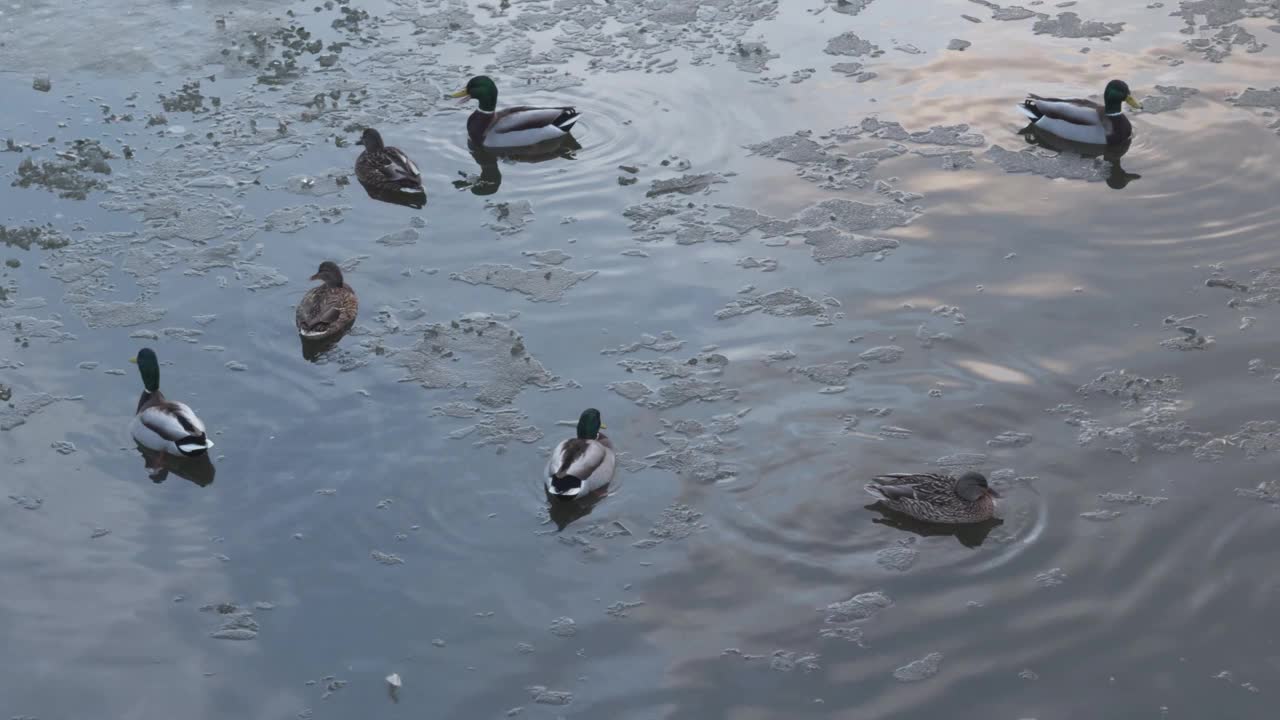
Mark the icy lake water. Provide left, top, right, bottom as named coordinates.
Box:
left=3, top=0, right=1280, bottom=717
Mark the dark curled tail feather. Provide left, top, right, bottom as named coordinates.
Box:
left=554, top=109, right=580, bottom=131
left=877, top=484, right=917, bottom=501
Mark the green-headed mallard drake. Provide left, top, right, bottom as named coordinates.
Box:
left=129, top=348, right=214, bottom=457
left=449, top=75, right=581, bottom=149
left=355, top=128, right=423, bottom=192
left=546, top=408, right=615, bottom=500
left=865, top=471, right=999, bottom=524
left=296, top=261, right=358, bottom=341
left=1017, top=79, right=1142, bottom=146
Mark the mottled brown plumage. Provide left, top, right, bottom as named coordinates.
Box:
left=354, top=128, right=423, bottom=192
left=296, top=261, right=358, bottom=341
left=865, top=471, right=999, bottom=524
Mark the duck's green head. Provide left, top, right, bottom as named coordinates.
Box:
left=1104, top=80, right=1142, bottom=114
left=576, top=408, right=605, bottom=440
left=130, top=347, right=160, bottom=393
left=449, top=75, right=498, bottom=112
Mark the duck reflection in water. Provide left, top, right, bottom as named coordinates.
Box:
left=453, top=137, right=581, bottom=196
left=137, top=442, right=216, bottom=487
left=1020, top=125, right=1142, bottom=190
left=299, top=334, right=348, bottom=362
left=865, top=503, right=1003, bottom=549
left=545, top=487, right=610, bottom=531
left=359, top=181, right=426, bottom=209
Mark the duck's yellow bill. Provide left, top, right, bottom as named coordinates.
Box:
left=129, top=357, right=138, bottom=364
left=448, top=89, right=469, bottom=98
left=600, top=423, right=607, bottom=430
left=1125, top=95, right=1142, bottom=109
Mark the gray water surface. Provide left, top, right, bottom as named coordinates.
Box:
left=4, top=0, right=1280, bottom=718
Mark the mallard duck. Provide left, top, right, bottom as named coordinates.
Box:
left=1017, top=79, right=1142, bottom=146
left=865, top=471, right=999, bottom=524
left=449, top=75, right=581, bottom=149
left=129, top=348, right=214, bottom=457
left=354, top=128, right=423, bottom=192
left=296, top=261, right=358, bottom=341
left=546, top=408, right=615, bottom=500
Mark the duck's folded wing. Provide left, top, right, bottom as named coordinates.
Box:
left=384, top=147, right=421, bottom=181
left=546, top=439, right=566, bottom=476
left=590, top=444, right=616, bottom=487
left=1027, top=97, right=1102, bottom=125
left=550, top=438, right=609, bottom=478
left=297, top=290, right=337, bottom=328
left=168, top=401, right=207, bottom=435
left=869, top=473, right=954, bottom=500
left=139, top=403, right=204, bottom=441
left=302, top=307, right=341, bottom=331
left=491, top=107, right=576, bottom=134
left=875, top=484, right=918, bottom=500
left=296, top=289, right=322, bottom=326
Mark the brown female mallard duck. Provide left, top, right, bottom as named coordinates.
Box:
left=865, top=471, right=999, bottom=524
left=449, top=75, right=580, bottom=150
left=1017, top=79, right=1142, bottom=146
left=296, top=261, right=358, bottom=341
left=129, top=347, right=214, bottom=457
left=545, top=408, right=615, bottom=501
left=354, top=128, right=423, bottom=192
